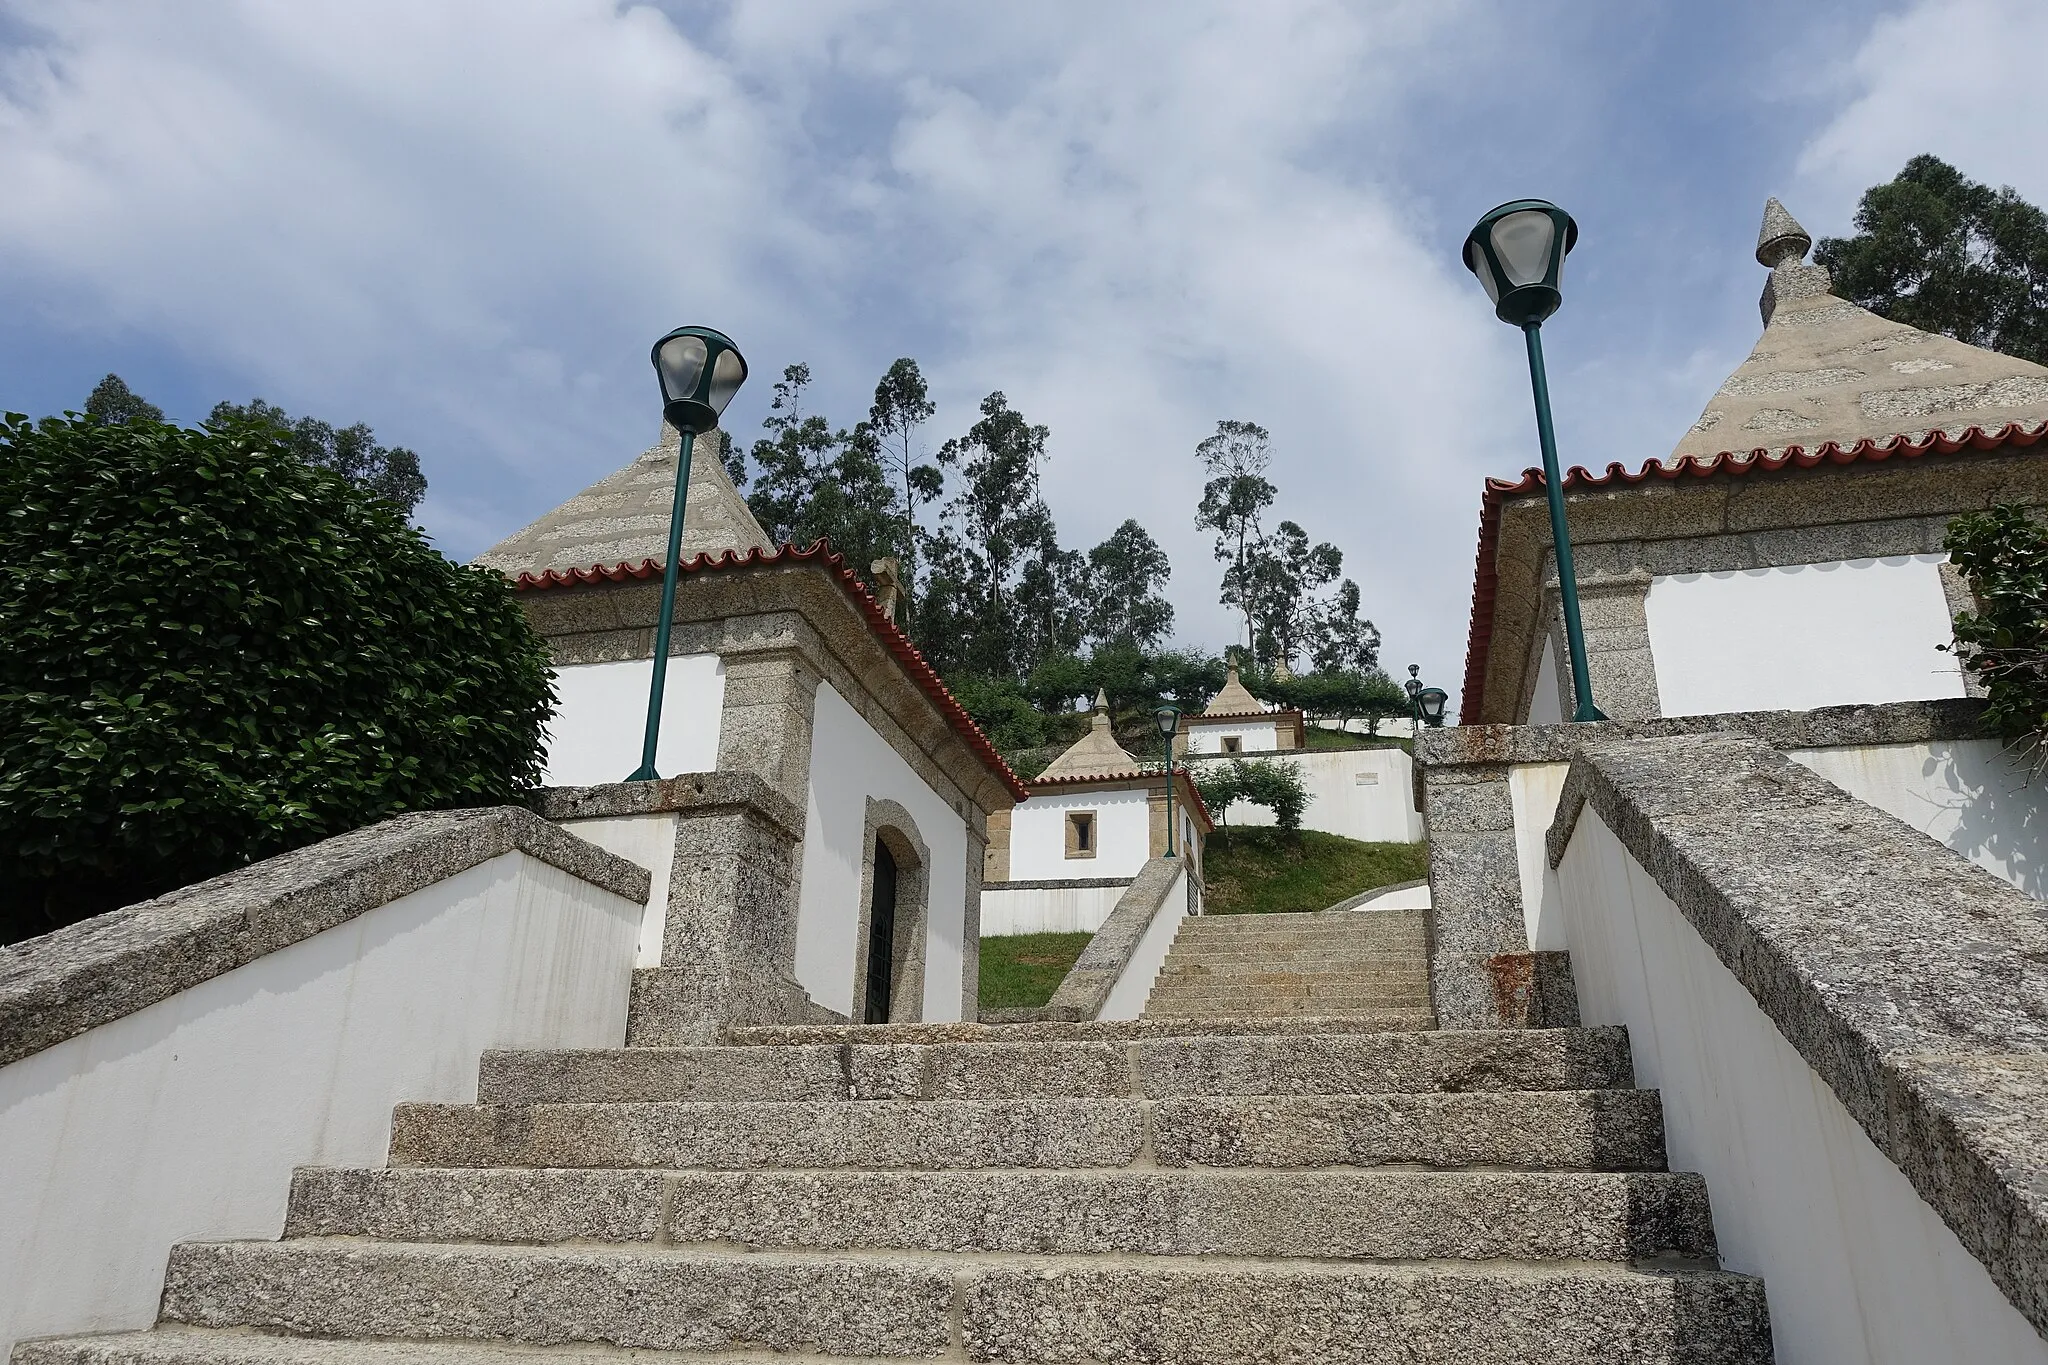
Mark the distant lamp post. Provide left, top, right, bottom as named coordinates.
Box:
left=1463, top=200, right=1606, bottom=722
left=628, top=326, right=749, bottom=782
left=1405, top=664, right=1449, bottom=729
left=1153, top=704, right=1183, bottom=857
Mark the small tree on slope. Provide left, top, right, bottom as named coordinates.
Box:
left=0, top=411, right=554, bottom=940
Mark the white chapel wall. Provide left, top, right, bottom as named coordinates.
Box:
left=795, top=680, right=969, bottom=1021
left=1186, top=717, right=1281, bottom=754
left=1196, top=748, right=1422, bottom=844
left=541, top=653, right=725, bottom=787
left=1644, top=555, right=1966, bottom=717
left=0, top=853, right=642, bottom=1360
left=1791, top=739, right=2048, bottom=900
left=1009, top=787, right=1153, bottom=882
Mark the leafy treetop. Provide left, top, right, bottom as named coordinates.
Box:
left=1817, top=154, right=2048, bottom=366
left=0, top=409, right=553, bottom=941
left=1943, top=503, right=2048, bottom=762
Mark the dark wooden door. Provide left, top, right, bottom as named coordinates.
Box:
left=864, top=839, right=898, bottom=1024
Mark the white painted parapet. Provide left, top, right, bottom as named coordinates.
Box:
left=1551, top=734, right=2048, bottom=1362
left=0, top=809, right=649, bottom=1360
left=981, top=880, right=1133, bottom=936
left=1042, top=858, right=1192, bottom=1022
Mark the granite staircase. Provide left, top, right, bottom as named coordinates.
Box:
left=17, top=1018, right=1772, bottom=1365
left=1144, top=907, right=1434, bottom=1023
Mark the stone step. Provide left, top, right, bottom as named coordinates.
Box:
left=150, top=1240, right=1770, bottom=1363
left=1146, top=986, right=1424, bottom=1001
left=387, top=1091, right=1666, bottom=1171
left=1148, top=972, right=1430, bottom=991
left=1176, top=915, right=1423, bottom=935
left=1146, top=1002, right=1431, bottom=1021
left=479, top=1028, right=1634, bottom=1104
left=722, top=1015, right=1438, bottom=1045
left=287, top=1166, right=1716, bottom=1261
left=13, top=1333, right=869, bottom=1365
left=1160, top=941, right=1427, bottom=957
left=1172, top=928, right=1423, bottom=947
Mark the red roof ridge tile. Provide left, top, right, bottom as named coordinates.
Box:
left=1457, top=419, right=2048, bottom=724
left=510, top=539, right=1030, bottom=802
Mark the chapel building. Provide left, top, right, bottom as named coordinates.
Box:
left=1460, top=199, right=2048, bottom=726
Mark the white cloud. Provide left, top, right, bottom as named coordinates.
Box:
left=1796, top=0, right=2048, bottom=228
left=0, top=0, right=1565, bottom=695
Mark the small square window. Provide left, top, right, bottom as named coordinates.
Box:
left=1065, top=811, right=1097, bottom=859
left=1222, top=736, right=1242, bottom=753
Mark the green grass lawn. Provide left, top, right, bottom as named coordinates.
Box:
left=1201, top=828, right=1428, bottom=916
left=1302, top=726, right=1411, bottom=753
left=978, top=931, right=1094, bottom=1010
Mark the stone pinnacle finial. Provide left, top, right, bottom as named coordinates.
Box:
left=1090, top=687, right=1112, bottom=733
left=1755, top=197, right=1812, bottom=269
left=1093, top=687, right=1110, bottom=715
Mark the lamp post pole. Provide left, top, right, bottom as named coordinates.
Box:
left=631, top=324, right=749, bottom=783
left=1521, top=322, right=1605, bottom=722
left=627, top=429, right=695, bottom=782
left=1163, top=749, right=1177, bottom=859
left=1154, top=705, right=1182, bottom=858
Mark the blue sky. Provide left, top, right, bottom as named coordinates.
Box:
left=3, top=0, right=2043, bottom=703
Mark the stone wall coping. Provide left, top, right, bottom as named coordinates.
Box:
left=984, top=876, right=1135, bottom=893
left=1045, top=857, right=1188, bottom=1019
left=537, top=773, right=806, bottom=841
left=1547, top=730, right=2048, bottom=1337
left=1417, top=697, right=1993, bottom=771
left=0, top=807, right=651, bottom=1070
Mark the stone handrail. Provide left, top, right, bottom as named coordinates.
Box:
left=0, top=807, right=650, bottom=1067
left=1549, top=730, right=2048, bottom=1338
left=1045, top=856, right=1188, bottom=1020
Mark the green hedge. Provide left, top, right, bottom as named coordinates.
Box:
left=0, top=411, right=555, bottom=939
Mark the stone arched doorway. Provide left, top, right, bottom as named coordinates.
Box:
left=853, top=798, right=930, bottom=1024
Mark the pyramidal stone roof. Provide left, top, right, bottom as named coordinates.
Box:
left=475, top=422, right=771, bottom=579
left=1673, top=198, right=2048, bottom=463
left=1199, top=661, right=1270, bottom=718
left=1035, top=690, right=1147, bottom=783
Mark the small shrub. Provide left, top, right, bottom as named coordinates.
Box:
left=1193, top=756, right=1313, bottom=833
left=1944, top=503, right=2048, bottom=762
left=0, top=411, right=555, bottom=939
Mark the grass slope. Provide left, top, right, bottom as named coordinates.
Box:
left=979, top=930, right=1095, bottom=1010
left=1302, top=726, right=1411, bottom=753
left=1201, top=828, right=1428, bottom=916
left=976, top=830, right=1429, bottom=1008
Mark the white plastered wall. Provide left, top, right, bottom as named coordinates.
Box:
left=1186, top=718, right=1280, bottom=754
left=0, top=852, right=643, bottom=1360
left=1645, top=555, right=1966, bottom=717
left=1557, top=809, right=2048, bottom=1365
left=795, top=681, right=971, bottom=1021
left=1103, top=865, right=1190, bottom=1021
left=982, top=883, right=1131, bottom=936
left=1009, top=787, right=1153, bottom=881
left=555, top=812, right=680, bottom=964
left=1508, top=762, right=1572, bottom=948
left=541, top=654, right=724, bottom=787
left=1791, top=739, right=2048, bottom=899
left=1197, top=749, right=1422, bottom=843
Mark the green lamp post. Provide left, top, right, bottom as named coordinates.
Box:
left=1404, top=665, right=1449, bottom=729
left=1463, top=200, right=1606, bottom=722
left=1153, top=704, right=1183, bottom=857
left=627, top=326, right=749, bottom=782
